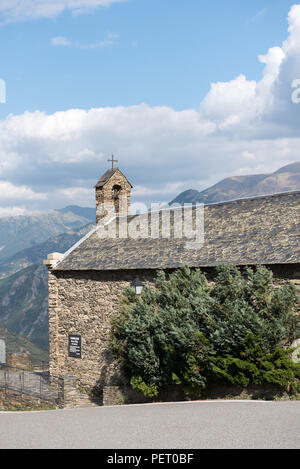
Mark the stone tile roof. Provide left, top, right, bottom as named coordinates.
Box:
left=95, top=168, right=133, bottom=188
left=54, top=191, right=300, bottom=271
left=94, top=168, right=117, bottom=188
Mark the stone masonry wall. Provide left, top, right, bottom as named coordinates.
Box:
left=6, top=353, right=31, bottom=370
left=49, top=269, right=155, bottom=393
left=48, top=264, right=300, bottom=400
left=0, top=388, right=55, bottom=410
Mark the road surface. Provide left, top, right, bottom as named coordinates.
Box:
left=0, top=400, right=299, bottom=449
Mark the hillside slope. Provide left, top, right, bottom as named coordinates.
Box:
left=0, top=217, right=94, bottom=351
left=171, top=162, right=300, bottom=205
left=0, top=223, right=93, bottom=280
left=0, top=206, right=95, bottom=262
left=0, top=323, right=48, bottom=365
left=0, top=264, right=49, bottom=350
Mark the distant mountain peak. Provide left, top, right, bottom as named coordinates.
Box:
left=0, top=205, right=95, bottom=263
left=56, top=205, right=95, bottom=221
left=170, top=161, right=300, bottom=206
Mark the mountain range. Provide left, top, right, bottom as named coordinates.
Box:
left=170, top=161, right=300, bottom=205
left=0, top=222, right=94, bottom=350
left=0, top=205, right=95, bottom=262
left=0, top=206, right=95, bottom=355
left=0, top=223, right=93, bottom=280
left=0, top=161, right=299, bottom=356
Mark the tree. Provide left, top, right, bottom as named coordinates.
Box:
left=110, top=264, right=300, bottom=399
left=209, top=264, right=300, bottom=355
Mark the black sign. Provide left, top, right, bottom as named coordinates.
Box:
left=68, top=335, right=81, bottom=358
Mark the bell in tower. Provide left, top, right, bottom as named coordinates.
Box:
left=94, top=157, right=133, bottom=225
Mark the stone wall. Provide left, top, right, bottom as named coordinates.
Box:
left=48, top=264, right=300, bottom=402
left=6, top=353, right=31, bottom=370
left=0, top=388, right=55, bottom=410
left=55, top=376, right=101, bottom=408
left=48, top=269, right=155, bottom=394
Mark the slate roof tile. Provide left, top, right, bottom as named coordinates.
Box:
left=54, top=191, right=300, bottom=271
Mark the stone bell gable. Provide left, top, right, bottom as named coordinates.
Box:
left=95, top=167, right=133, bottom=224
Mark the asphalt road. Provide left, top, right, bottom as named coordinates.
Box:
left=0, top=400, right=300, bottom=449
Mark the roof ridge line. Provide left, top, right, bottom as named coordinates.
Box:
left=204, top=189, right=300, bottom=207
left=53, top=216, right=117, bottom=269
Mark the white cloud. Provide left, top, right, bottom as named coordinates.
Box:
left=1, top=3, right=300, bottom=212
left=199, top=4, right=300, bottom=139
left=0, top=206, right=28, bottom=217
left=132, top=182, right=190, bottom=197
left=242, top=151, right=256, bottom=160
left=55, top=186, right=93, bottom=205
left=200, top=74, right=258, bottom=126
left=0, top=0, right=127, bottom=24
left=0, top=181, right=47, bottom=201
left=51, top=33, right=119, bottom=50
left=51, top=36, right=72, bottom=47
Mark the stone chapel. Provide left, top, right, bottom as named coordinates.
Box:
left=44, top=164, right=300, bottom=405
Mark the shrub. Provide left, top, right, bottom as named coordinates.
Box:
left=110, top=264, right=300, bottom=399
left=211, top=334, right=300, bottom=390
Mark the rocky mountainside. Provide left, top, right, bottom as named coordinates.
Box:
left=0, top=263, right=49, bottom=351
left=170, top=162, right=300, bottom=205
left=0, top=223, right=93, bottom=280
left=57, top=205, right=95, bottom=220
left=0, top=206, right=95, bottom=262
left=0, top=221, right=94, bottom=350
left=0, top=206, right=95, bottom=351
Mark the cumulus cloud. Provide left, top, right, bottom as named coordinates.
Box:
left=0, top=3, right=300, bottom=214
left=199, top=4, right=300, bottom=139
left=0, top=0, right=127, bottom=24
left=0, top=181, right=47, bottom=201
left=200, top=74, right=258, bottom=127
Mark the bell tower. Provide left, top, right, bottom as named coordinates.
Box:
left=95, top=156, right=133, bottom=225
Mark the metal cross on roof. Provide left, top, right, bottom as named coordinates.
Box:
left=108, top=155, right=118, bottom=169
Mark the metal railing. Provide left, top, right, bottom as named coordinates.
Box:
left=0, top=363, right=59, bottom=404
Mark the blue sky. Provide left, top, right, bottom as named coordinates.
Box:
left=0, top=0, right=299, bottom=214
left=0, top=0, right=296, bottom=116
